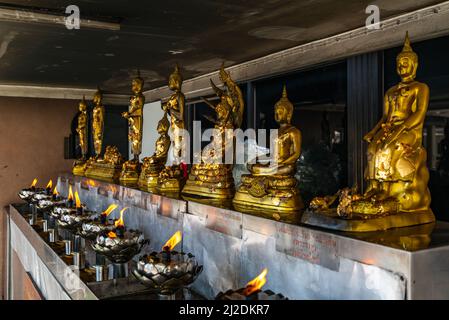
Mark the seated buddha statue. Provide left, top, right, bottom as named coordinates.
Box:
left=233, top=86, right=304, bottom=221
left=307, top=32, right=435, bottom=231
left=138, top=111, right=171, bottom=191
left=182, top=64, right=244, bottom=201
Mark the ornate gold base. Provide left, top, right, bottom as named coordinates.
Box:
left=301, top=209, right=436, bottom=232
left=158, top=178, right=185, bottom=194
left=138, top=174, right=159, bottom=192
left=182, top=181, right=235, bottom=200
left=233, top=190, right=303, bottom=223
left=119, top=160, right=141, bottom=187
left=85, top=162, right=122, bottom=184
left=72, top=160, right=87, bottom=176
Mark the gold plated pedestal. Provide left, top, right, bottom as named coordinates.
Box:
left=85, top=162, right=122, bottom=184
left=119, top=160, right=141, bottom=187
left=182, top=164, right=235, bottom=200
left=301, top=209, right=435, bottom=232
left=72, top=159, right=87, bottom=176
left=233, top=176, right=303, bottom=224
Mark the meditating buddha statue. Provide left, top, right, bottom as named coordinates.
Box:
left=182, top=64, right=244, bottom=202
left=120, top=72, right=145, bottom=186
left=157, top=64, right=188, bottom=194
left=138, top=111, right=171, bottom=191
left=73, top=96, right=88, bottom=176
left=233, top=86, right=304, bottom=222
left=305, top=32, right=435, bottom=232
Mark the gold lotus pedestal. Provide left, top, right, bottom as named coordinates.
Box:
left=85, top=146, right=123, bottom=184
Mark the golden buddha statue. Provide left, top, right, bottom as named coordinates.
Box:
left=138, top=111, right=171, bottom=191
left=157, top=64, right=187, bottom=194
left=120, top=71, right=145, bottom=187
left=92, top=87, right=105, bottom=159
left=182, top=64, right=244, bottom=202
left=233, top=86, right=304, bottom=222
left=73, top=96, right=88, bottom=176
left=305, top=32, right=435, bottom=232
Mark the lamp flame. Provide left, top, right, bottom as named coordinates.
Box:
left=74, top=191, right=81, bottom=208
left=242, top=268, right=268, bottom=296
left=108, top=231, right=117, bottom=238
left=53, top=187, right=58, bottom=196
left=162, top=231, right=182, bottom=251
left=30, top=178, right=38, bottom=188
left=103, top=203, right=118, bottom=217
left=114, top=207, right=128, bottom=228
left=46, top=180, right=52, bottom=189
left=68, top=185, right=74, bottom=201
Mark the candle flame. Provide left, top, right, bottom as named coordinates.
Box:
left=46, top=179, right=53, bottom=189
left=30, top=178, right=38, bottom=188
left=242, top=268, right=268, bottom=296
left=103, top=203, right=118, bottom=217
left=53, top=187, right=59, bottom=196
left=114, top=207, right=128, bottom=228
left=108, top=231, right=117, bottom=238
left=162, top=231, right=182, bottom=251
left=68, top=185, right=74, bottom=201
left=75, top=191, right=81, bottom=208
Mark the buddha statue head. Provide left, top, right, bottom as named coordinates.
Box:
left=93, top=87, right=103, bottom=106
left=168, top=64, right=183, bottom=91
left=157, top=111, right=170, bottom=134
left=79, top=95, right=87, bottom=112
left=132, top=70, right=144, bottom=94
left=396, top=31, right=418, bottom=82
left=274, top=85, right=294, bottom=125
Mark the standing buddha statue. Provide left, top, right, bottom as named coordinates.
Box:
left=306, top=32, right=435, bottom=232
left=120, top=71, right=145, bottom=186
left=92, top=87, right=105, bottom=160
left=233, top=86, right=304, bottom=222
left=73, top=96, right=88, bottom=176
left=157, top=64, right=187, bottom=194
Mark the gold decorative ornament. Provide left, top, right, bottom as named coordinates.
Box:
left=73, top=96, right=88, bottom=176
left=138, top=111, right=171, bottom=192
left=120, top=71, right=145, bottom=187
left=304, top=32, right=435, bottom=232
left=233, top=86, right=304, bottom=223
left=182, top=64, right=244, bottom=201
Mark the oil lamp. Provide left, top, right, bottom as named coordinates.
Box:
left=56, top=191, right=96, bottom=232
left=215, top=269, right=287, bottom=300
left=91, top=208, right=148, bottom=265
left=45, top=180, right=53, bottom=195
left=18, top=178, right=45, bottom=202
left=80, top=203, right=118, bottom=240
left=132, top=231, right=203, bottom=296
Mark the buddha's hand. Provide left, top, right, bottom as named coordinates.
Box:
left=383, top=125, right=405, bottom=148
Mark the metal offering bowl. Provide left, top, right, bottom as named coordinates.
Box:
left=57, top=209, right=96, bottom=232
left=92, top=230, right=148, bottom=264
left=18, top=188, right=45, bottom=202
left=132, top=251, right=203, bottom=294
left=80, top=220, right=116, bottom=241
left=50, top=204, right=86, bottom=219
left=35, top=196, right=66, bottom=211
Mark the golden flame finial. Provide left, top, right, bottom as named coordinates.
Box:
left=282, top=84, right=288, bottom=98
left=398, top=31, right=417, bottom=63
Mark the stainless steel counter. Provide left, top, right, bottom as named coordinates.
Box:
left=6, top=172, right=449, bottom=299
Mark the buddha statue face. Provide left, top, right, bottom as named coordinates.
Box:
left=168, top=64, right=183, bottom=91
left=274, top=86, right=293, bottom=125
left=132, top=78, right=143, bottom=94
left=275, top=105, right=289, bottom=124
left=93, top=90, right=102, bottom=106
left=79, top=100, right=87, bottom=112
left=396, top=56, right=417, bottom=81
